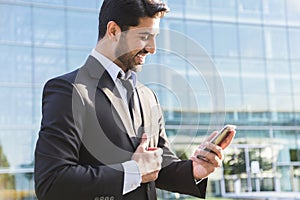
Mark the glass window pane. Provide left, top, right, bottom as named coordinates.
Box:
left=185, top=21, right=212, bottom=55
left=211, top=0, right=236, bottom=21
left=65, top=0, right=98, bottom=9
left=162, top=19, right=184, bottom=33
left=241, top=59, right=267, bottom=94
left=264, top=26, right=288, bottom=59
left=33, top=7, right=65, bottom=46
left=0, top=45, right=32, bottom=83
left=291, top=61, right=300, bottom=94
left=239, top=25, right=264, bottom=58
left=0, top=131, right=35, bottom=167
left=286, top=0, right=300, bottom=26
left=185, top=0, right=210, bottom=20
left=67, top=10, right=98, bottom=47
left=29, top=0, right=64, bottom=5
left=213, top=23, right=238, bottom=57
left=269, top=95, right=293, bottom=112
left=67, top=49, right=90, bottom=71
left=0, top=87, right=32, bottom=125
left=266, top=60, right=291, bottom=94
left=288, top=28, right=300, bottom=59
left=237, top=0, right=262, bottom=23
left=262, top=0, right=286, bottom=25
left=34, top=47, right=66, bottom=84
left=214, top=58, right=241, bottom=94
left=0, top=5, right=32, bottom=43
left=165, top=0, right=184, bottom=18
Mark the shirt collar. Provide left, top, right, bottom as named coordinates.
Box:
left=90, top=49, right=137, bottom=86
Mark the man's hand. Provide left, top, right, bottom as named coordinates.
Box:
left=131, top=133, right=163, bottom=183
left=190, top=129, right=236, bottom=180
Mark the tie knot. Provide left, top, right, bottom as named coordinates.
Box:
left=118, top=76, right=134, bottom=93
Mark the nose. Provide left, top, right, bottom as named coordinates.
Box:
left=145, top=37, right=156, bottom=54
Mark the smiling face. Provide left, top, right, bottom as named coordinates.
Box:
left=114, top=17, right=160, bottom=72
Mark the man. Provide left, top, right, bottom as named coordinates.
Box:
left=34, top=0, right=235, bottom=199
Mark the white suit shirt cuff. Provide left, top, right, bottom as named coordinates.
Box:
left=122, top=160, right=142, bottom=195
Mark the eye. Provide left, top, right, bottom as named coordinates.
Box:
left=140, top=35, right=150, bottom=41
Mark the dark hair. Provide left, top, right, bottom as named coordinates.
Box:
left=98, top=0, right=169, bottom=40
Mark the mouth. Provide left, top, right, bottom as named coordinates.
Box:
left=134, top=49, right=149, bottom=65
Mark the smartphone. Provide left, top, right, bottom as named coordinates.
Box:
left=196, top=125, right=236, bottom=160
left=210, top=124, right=236, bottom=147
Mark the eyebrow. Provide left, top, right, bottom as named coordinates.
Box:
left=138, top=32, right=159, bottom=37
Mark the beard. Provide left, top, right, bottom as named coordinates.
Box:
left=115, top=34, right=146, bottom=72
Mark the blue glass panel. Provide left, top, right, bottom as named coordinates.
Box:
left=214, top=58, right=240, bottom=94
left=264, top=26, right=288, bottom=59
left=0, top=130, right=36, bottom=167
left=27, top=0, right=64, bottom=5
left=65, top=0, right=98, bottom=9
left=185, top=0, right=210, bottom=20
left=286, top=0, right=300, bottom=26
left=262, top=0, right=286, bottom=25
left=213, top=22, right=238, bottom=57
left=0, top=45, right=32, bottom=83
left=34, top=47, right=66, bottom=84
left=162, top=19, right=184, bottom=33
left=237, top=0, right=262, bottom=23
left=211, top=0, right=236, bottom=21
left=241, top=59, right=267, bottom=94
left=239, top=25, right=264, bottom=58
left=288, top=28, right=300, bottom=59
left=67, top=49, right=90, bottom=71
left=266, top=60, right=291, bottom=94
left=291, top=61, right=300, bottom=94
left=33, top=7, right=65, bottom=46
left=185, top=21, right=212, bottom=55
left=165, top=0, right=184, bottom=17
left=269, top=95, right=293, bottom=112
left=0, top=87, right=32, bottom=125
left=0, top=4, right=32, bottom=43
left=66, top=10, right=98, bottom=47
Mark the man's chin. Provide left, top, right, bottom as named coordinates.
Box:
left=131, top=64, right=143, bottom=72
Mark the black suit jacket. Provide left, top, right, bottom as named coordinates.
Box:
left=34, top=56, right=207, bottom=200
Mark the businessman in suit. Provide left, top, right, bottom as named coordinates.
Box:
left=34, top=0, right=236, bottom=199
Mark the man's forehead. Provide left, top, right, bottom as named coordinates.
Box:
left=128, top=17, right=160, bottom=34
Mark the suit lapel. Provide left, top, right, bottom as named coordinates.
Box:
left=136, top=82, right=160, bottom=148
left=84, top=56, right=137, bottom=147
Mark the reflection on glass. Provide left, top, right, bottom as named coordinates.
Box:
left=67, top=10, right=98, bottom=47
left=213, top=22, right=238, bottom=57
left=34, top=47, right=66, bottom=84
left=185, top=0, right=210, bottom=20
left=286, top=0, right=300, bottom=26
left=239, top=25, right=264, bottom=58
left=267, top=60, right=291, bottom=95
left=264, top=26, right=288, bottom=59
left=0, top=5, right=32, bottom=43
left=211, top=0, right=236, bottom=21
left=237, top=0, right=262, bottom=23
left=0, top=45, right=32, bottom=83
left=262, top=0, right=286, bottom=25
left=288, top=28, right=300, bottom=59
left=33, top=7, right=65, bottom=46
left=185, top=21, right=212, bottom=54
left=0, top=88, right=32, bottom=125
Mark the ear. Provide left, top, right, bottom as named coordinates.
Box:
left=106, top=21, right=121, bottom=41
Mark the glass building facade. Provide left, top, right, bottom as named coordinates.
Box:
left=0, top=0, right=300, bottom=199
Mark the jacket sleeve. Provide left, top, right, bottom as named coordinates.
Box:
left=34, top=77, right=124, bottom=200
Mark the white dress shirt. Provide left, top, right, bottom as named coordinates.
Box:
left=90, top=49, right=142, bottom=194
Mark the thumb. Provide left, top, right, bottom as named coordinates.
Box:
left=139, top=133, right=148, bottom=149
